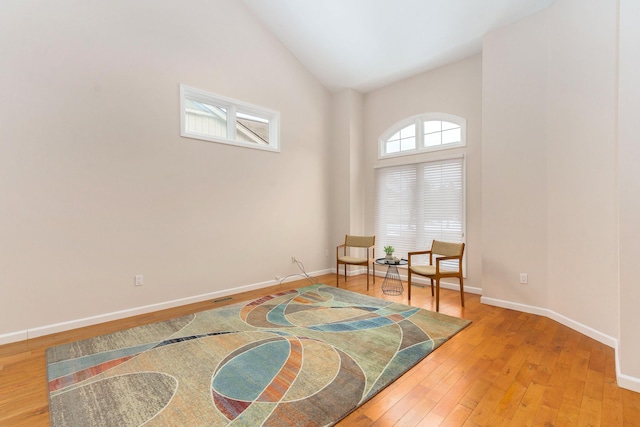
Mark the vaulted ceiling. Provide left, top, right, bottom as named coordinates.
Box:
left=242, top=0, right=555, bottom=93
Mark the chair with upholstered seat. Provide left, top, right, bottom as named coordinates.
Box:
left=336, top=235, right=375, bottom=290
left=407, top=240, right=465, bottom=311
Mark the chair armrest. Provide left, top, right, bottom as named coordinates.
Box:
left=408, top=250, right=430, bottom=266
left=435, top=255, right=461, bottom=261
left=435, top=255, right=463, bottom=272
left=407, top=251, right=431, bottom=256
left=408, top=250, right=430, bottom=257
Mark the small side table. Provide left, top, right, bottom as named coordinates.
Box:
left=375, top=258, right=408, bottom=296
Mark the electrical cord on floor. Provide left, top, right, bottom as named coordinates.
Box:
left=279, top=259, right=319, bottom=285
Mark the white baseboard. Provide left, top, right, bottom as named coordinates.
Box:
left=0, top=330, right=29, bottom=346
left=481, top=296, right=640, bottom=393
left=1, top=269, right=332, bottom=346
left=617, top=369, right=640, bottom=393
left=613, top=340, right=640, bottom=393
left=480, top=296, right=616, bottom=347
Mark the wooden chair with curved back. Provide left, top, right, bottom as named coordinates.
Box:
left=336, top=235, right=375, bottom=290
left=407, top=240, right=465, bottom=311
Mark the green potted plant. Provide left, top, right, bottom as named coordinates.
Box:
left=384, top=245, right=394, bottom=260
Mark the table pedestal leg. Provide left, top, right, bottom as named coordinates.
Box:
left=381, top=265, right=404, bottom=296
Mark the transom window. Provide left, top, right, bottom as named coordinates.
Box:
left=386, top=124, right=416, bottom=153
left=180, top=85, right=280, bottom=152
left=379, top=113, right=465, bottom=158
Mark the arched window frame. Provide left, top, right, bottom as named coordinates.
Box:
left=378, top=112, right=466, bottom=159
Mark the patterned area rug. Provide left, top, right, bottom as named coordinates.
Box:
left=46, top=284, right=470, bottom=426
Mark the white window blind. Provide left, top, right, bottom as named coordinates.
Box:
left=375, top=157, right=465, bottom=271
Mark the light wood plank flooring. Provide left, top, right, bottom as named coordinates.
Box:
left=1, top=273, right=639, bottom=426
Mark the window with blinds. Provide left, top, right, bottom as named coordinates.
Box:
left=375, top=157, right=465, bottom=272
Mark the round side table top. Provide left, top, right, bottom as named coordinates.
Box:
left=375, top=258, right=408, bottom=266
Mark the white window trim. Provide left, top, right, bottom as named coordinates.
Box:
left=379, top=112, right=466, bottom=159
left=180, top=84, right=280, bottom=153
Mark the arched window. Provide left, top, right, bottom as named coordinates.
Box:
left=375, top=112, right=467, bottom=273
left=379, top=112, right=466, bottom=158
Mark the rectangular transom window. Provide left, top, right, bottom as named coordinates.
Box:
left=180, top=85, right=280, bottom=152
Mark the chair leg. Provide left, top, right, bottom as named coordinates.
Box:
left=407, top=269, right=412, bottom=301
left=430, top=278, right=434, bottom=296
left=435, top=279, right=440, bottom=312
left=372, top=262, right=375, bottom=284
left=366, top=264, right=369, bottom=290
left=459, top=275, right=465, bottom=307
left=344, top=264, right=347, bottom=282
left=336, top=261, right=339, bottom=287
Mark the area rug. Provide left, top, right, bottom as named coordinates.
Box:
left=46, top=283, right=470, bottom=426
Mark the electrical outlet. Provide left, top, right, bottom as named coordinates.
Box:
left=135, top=274, right=143, bottom=286
left=275, top=275, right=282, bottom=281
left=291, top=256, right=296, bottom=263
left=519, top=273, right=528, bottom=284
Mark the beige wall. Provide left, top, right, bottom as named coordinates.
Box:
left=329, top=90, right=365, bottom=252
left=0, top=0, right=332, bottom=338
left=483, top=0, right=618, bottom=336
left=483, top=0, right=639, bottom=390
left=362, top=55, right=483, bottom=289
left=348, top=92, right=366, bottom=235
left=618, top=0, right=640, bottom=383
left=482, top=11, right=549, bottom=308
left=329, top=92, right=352, bottom=250
left=546, top=0, right=618, bottom=337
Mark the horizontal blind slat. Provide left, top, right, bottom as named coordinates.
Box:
left=375, top=158, right=464, bottom=265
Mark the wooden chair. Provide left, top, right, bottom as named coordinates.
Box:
left=336, top=235, right=375, bottom=290
left=407, top=240, right=465, bottom=311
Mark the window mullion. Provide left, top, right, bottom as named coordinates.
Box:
left=416, top=164, right=425, bottom=250
left=227, top=105, right=236, bottom=141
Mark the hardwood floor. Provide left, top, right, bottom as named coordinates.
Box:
left=1, top=273, right=639, bottom=426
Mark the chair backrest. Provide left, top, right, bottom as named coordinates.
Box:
left=431, top=240, right=465, bottom=257
left=345, top=235, right=375, bottom=248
